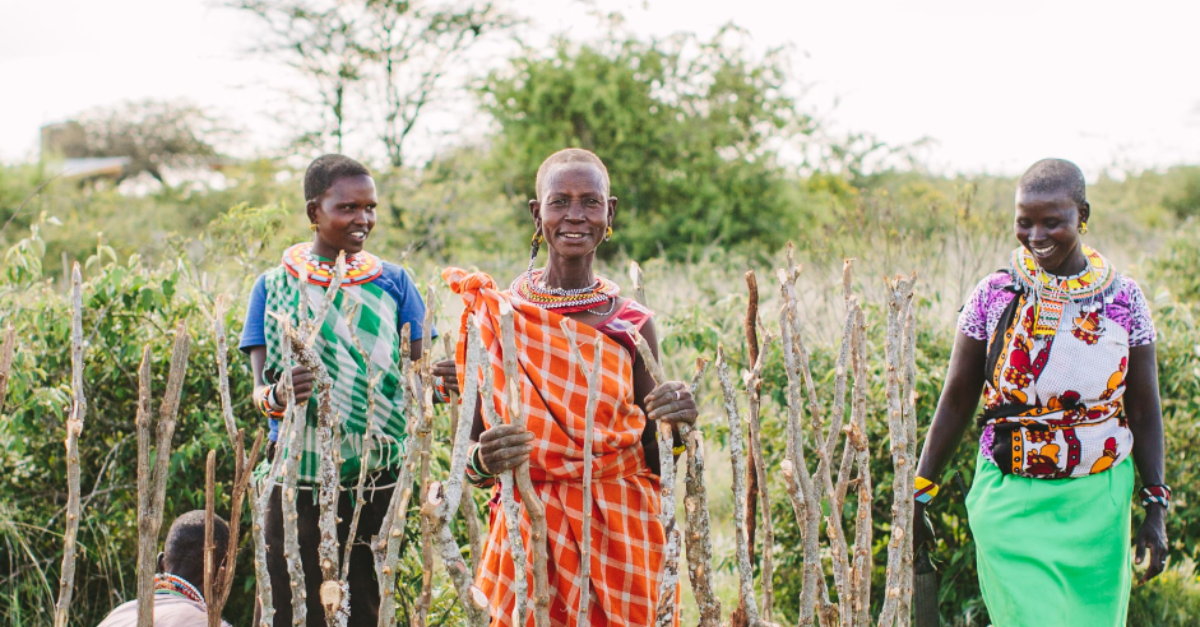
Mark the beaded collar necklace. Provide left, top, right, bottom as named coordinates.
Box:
left=282, top=242, right=383, bottom=287
left=510, top=268, right=621, bottom=314
left=1011, top=245, right=1116, bottom=338
left=155, top=572, right=205, bottom=606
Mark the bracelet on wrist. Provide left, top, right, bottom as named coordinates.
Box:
left=914, top=476, right=940, bottom=505
left=255, top=384, right=286, bottom=418
left=466, top=443, right=495, bottom=486
left=1140, top=484, right=1171, bottom=510
left=672, top=443, right=687, bottom=456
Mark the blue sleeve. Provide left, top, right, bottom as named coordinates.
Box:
left=239, top=274, right=268, bottom=353
left=379, top=263, right=437, bottom=341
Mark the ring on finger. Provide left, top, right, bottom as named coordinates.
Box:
left=674, top=390, right=681, bottom=401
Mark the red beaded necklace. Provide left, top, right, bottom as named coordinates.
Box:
left=509, top=269, right=621, bottom=314
left=154, top=572, right=206, bottom=606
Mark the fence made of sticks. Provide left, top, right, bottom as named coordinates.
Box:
left=19, top=247, right=923, bottom=627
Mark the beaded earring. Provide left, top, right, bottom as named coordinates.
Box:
left=527, top=226, right=543, bottom=277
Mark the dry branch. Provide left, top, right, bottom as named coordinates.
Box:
left=275, top=319, right=308, bottom=627
left=735, top=269, right=763, bottom=627
left=776, top=267, right=823, bottom=627
left=135, top=322, right=192, bottom=627
left=876, top=275, right=917, bottom=627
left=424, top=320, right=489, bottom=626
left=53, top=264, right=85, bottom=627
left=560, top=321, right=603, bottom=624
left=627, top=329, right=684, bottom=626
left=679, top=359, right=721, bottom=627
left=208, top=430, right=265, bottom=626
left=716, top=347, right=779, bottom=627
left=208, top=295, right=240, bottom=448
left=443, top=333, right=485, bottom=574
left=414, top=287, right=438, bottom=627
left=498, top=300, right=550, bottom=627
left=477, top=313, right=528, bottom=627
left=743, top=335, right=776, bottom=622
left=204, top=450, right=218, bottom=627
left=0, top=323, right=15, bottom=412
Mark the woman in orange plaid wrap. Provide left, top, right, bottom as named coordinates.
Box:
left=435, top=148, right=697, bottom=626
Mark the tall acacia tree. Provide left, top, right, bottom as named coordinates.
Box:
left=233, top=0, right=517, bottom=165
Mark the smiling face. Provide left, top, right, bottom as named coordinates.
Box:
left=307, top=174, right=377, bottom=258
left=1014, top=187, right=1090, bottom=275
left=529, top=163, right=616, bottom=262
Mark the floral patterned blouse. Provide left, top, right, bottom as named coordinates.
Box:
left=956, top=246, right=1156, bottom=479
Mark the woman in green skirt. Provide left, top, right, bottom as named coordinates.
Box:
left=913, top=158, right=1169, bottom=626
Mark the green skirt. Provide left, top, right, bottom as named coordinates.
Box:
left=966, top=452, right=1133, bottom=627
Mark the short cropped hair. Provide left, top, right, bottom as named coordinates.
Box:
left=304, top=154, right=371, bottom=201
left=1017, top=158, right=1088, bottom=209
left=534, top=148, right=611, bottom=201
left=163, top=510, right=229, bottom=577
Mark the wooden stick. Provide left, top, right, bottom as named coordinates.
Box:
left=629, top=260, right=646, bottom=306
left=134, top=346, right=155, bottom=627
left=445, top=331, right=484, bottom=574
left=342, top=302, right=382, bottom=585
left=414, top=287, right=438, bottom=627
left=776, top=268, right=822, bottom=627
left=252, top=403, right=295, bottom=627
left=743, top=335, right=776, bottom=622
left=849, top=309, right=873, bottom=627
left=876, top=275, right=916, bottom=627
left=679, top=359, right=721, bottom=627
left=734, top=269, right=762, bottom=627
left=0, top=323, right=15, bottom=412
left=53, top=264, right=85, bottom=627
left=210, top=430, right=265, bottom=625
left=498, top=300, right=551, bottom=627
left=560, top=321, right=603, bottom=624
left=275, top=319, right=308, bottom=627
left=425, top=319, right=489, bottom=626
left=477, top=312, right=528, bottom=627
left=627, top=329, right=683, bottom=626
left=897, top=290, right=919, bottom=627
left=716, top=347, right=780, bottom=627
left=204, top=450, right=218, bottom=627
left=209, top=295, right=241, bottom=449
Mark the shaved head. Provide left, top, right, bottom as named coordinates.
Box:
left=535, top=148, right=610, bottom=202
left=1017, top=158, right=1088, bottom=210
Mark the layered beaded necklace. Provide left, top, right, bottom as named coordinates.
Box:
left=1011, top=244, right=1116, bottom=338
left=154, top=572, right=206, bottom=606
left=510, top=268, right=621, bottom=315
left=282, top=242, right=383, bottom=287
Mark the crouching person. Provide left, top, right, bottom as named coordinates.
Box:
left=96, top=510, right=232, bottom=627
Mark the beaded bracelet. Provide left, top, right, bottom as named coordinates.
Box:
left=1140, top=484, right=1171, bottom=510
left=254, top=385, right=286, bottom=418
left=432, top=376, right=450, bottom=404
left=914, top=476, right=940, bottom=505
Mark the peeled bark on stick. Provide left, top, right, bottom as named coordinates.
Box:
left=733, top=269, right=762, bottom=627
left=208, top=295, right=241, bottom=448
left=414, top=287, right=438, bottom=627
left=626, top=330, right=683, bottom=627
left=678, top=359, right=721, bottom=627
left=374, top=323, right=424, bottom=627
left=252, top=384, right=297, bottom=627
left=342, top=302, right=382, bottom=585
left=477, top=313, right=529, bottom=627
left=743, top=335, right=777, bottom=622
left=424, top=320, right=489, bottom=626
left=776, top=269, right=822, bottom=627
left=560, top=322, right=603, bottom=624
left=53, top=264, right=86, bottom=627
left=876, top=276, right=916, bottom=627
left=498, top=300, right=551, bottom=627
left=896, top=294, right=919, bottom=627
left=444, top=334, right=485, bottom=575
left=716, top=347, right=780, bottom=627
left=849, top=310, right=874, bottom=627
left=135, top=323, right=192, bottom=627
left=204, top=450, right=218, bottom=626
left=274, top=318, right=308, bottom=627
left=0, top=323, right=15, bottom=411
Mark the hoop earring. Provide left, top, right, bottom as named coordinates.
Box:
left=605, top=226, right=613, bottom=241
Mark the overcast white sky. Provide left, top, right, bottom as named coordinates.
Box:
left=2, top=0, right=1198, bottom=176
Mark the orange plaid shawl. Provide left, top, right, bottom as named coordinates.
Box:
left=445, top=268, right=669, bottom=627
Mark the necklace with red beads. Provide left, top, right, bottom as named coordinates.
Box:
left=154, top=572, right=206, bottom=606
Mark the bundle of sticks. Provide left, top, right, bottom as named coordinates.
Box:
left=44, top=245, right=921, bottom=627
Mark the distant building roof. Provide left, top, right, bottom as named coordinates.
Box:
left=54, top=157, right=132, bottom=179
